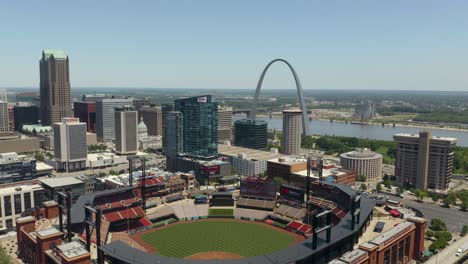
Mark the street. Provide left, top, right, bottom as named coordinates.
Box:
left=424, top=236, right=468, bottom=264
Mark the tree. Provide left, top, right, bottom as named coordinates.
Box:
left=109, top=170, right=119, bottom=175
left=376, top=183, right=382, bottom=192
left=426, top=230, right=434, bottom=238
left=431, top=193, right=440, bottom=203
left=460, top=198, right=468, bottom=211
left=461, top=225, right=468, bottom=236
left=442, top=197, right=451, bottom=207
left=34, top=151, right=45, bottom=162
left=417, top=191, right=428, bottom=202
left=383, top=179, right=392, bottom=188
left=356, top=175, right=367, bottom=182
left=98, top=172, right=107, bottom=177
left=430, top=218, right=447, bottom=231
left=360, top=183, right=367, bottom=191
left=230, top=167, right=237, bottom=175
left=447, top=192, right=458, bottom=205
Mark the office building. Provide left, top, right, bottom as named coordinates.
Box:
left=234, top=119, right=268, bottom=150
left=0, top=184, right=44, bottom=231
left=95, top=98, right=132, bottom=142
left=8, top=105, right=14, bottom=131
left=0, top=135, right=41, bottom=154
left=115, top=106, right=138, bottom=155
left=140, top=106, right=162, bottom=136
left=218, top=143, right=284, bottom=177
left=131, top=97, right=151, bottom=111
left=174, top=95, right=218, bottom=158
left=161, top=104, right=174, bottom=153
left=217, top=106, right=233, bottom=142
left=82, top=93, right=108, bottom=102
left=0, top=89, right=8, bottom=132
left=13, top=105, right=39, bottom=131
left=281, top=108, right=302, bottom=155
left=166, top=111, right=183, bottom=158
left=267, top=156, right=307, bottom=182
left=53, top=118, right=87, bottom=172
left=340, top=148, right=383, bottom=181
left=0, top=152, right=37, bottom=184
left=329, top=217, right=426, bottom=264
left=73, top=101, right=96, bottom=132
left=39, top=50, right=73, bottom=126
left=394, top=132, right=456, bottom=190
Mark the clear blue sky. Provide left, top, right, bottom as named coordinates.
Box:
left=1, top=1, right=467, bottom=90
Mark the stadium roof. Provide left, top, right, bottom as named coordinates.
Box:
left=100, top=182, right=374, bottom=264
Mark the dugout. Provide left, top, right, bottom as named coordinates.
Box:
left=210, top=192, right=234, bottom=207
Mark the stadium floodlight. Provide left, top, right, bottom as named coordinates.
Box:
left=57, top=191, right=72, bottom=242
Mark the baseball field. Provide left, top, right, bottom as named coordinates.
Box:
left=137, top=219, right=301, bottom=259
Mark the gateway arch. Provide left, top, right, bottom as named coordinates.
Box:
left=251, top=59, right=309, bottom=135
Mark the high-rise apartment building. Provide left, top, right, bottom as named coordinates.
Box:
left=217, top=106, right=232, bottom=142
left=95, top=98, right=133, bottom=142
left=394, top=132, right=457, bottom=190
left=161, top=104, right=174, bottom=153
left=166, top=111, right=184, bottom=158
left=174, top=95, right=218, bottom=158
left=281, top=109, right=302, bottom=155
left=234, top=119, right=268, bottom=150
left=73, top=101, right=96, bottom=132
left=53, top=118, right=87, bottom=172
left=140, top=106, right=162, bottom=136
left=39, top=50, right=72, bottom=126
left=13, top=106, right=39, bottom=131
left=114, top=106, right=138, bottom=155
left=0, top=89, right=8, bottom=133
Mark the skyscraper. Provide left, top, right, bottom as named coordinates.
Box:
left=13, top=106, right=39, bottom=131
left=234, top=119, right=268, bottom=150
left=281, top=109, right=302, bottom=155
left=217, top=106, right=232, bottom=142
left=166, top=111, right=183, bottom=158
left=161, top=103, right=174, bottom=153
left=394, top=132, right=457, bottom=190
left=0, top=89, right=8, bottom=133
left=95, top=98, right=133, bottom=142
left=114, top=106, right=138, bottom=155
left=174, top=95, right=218, bottom=158
left=140, top=106, right=162, bottom=136
left=73, top=101, right=96, bottom=132
left=39, top=49, right=72, bottom=126
left=53, top=118, right=87, bottom=172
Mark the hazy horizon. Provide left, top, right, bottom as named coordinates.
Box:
left=1, top=1, right=467, bottom=91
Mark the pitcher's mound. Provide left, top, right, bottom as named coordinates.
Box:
left=185, top=252, right=243, bottom=260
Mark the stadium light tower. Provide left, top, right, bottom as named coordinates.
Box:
left=251, top=59, right=309, bottom=136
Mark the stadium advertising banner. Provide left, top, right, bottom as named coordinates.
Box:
left=280, top=184, right=305, bottom=207
left=200, top=165, right=220, bottom=178
left=240, top=178, right=276, bottom=199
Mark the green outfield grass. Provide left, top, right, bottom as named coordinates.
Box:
left=208, top=208, right=234, bottom=217
left=140, top=220, right=295, bottom=258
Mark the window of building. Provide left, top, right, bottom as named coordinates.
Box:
left=398, top=241, right=404, bottom=262
left=391, top=244, right=397, bottom=264
left=4, top=196, right=11, bottom=216
left=14, top=194, right=22, bottom=214
left=384, top=249, right=390, bottom=264
left=405, top=236, right=411, bottom=256
left=24, top=192, right=31, bottom=210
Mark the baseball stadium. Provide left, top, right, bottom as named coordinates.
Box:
left=100, top=177, right=372, bottom=263
left=15, top=173, right=375, bottom=264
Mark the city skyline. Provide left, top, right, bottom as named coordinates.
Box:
left=1, top=1, right=467, bottom=91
